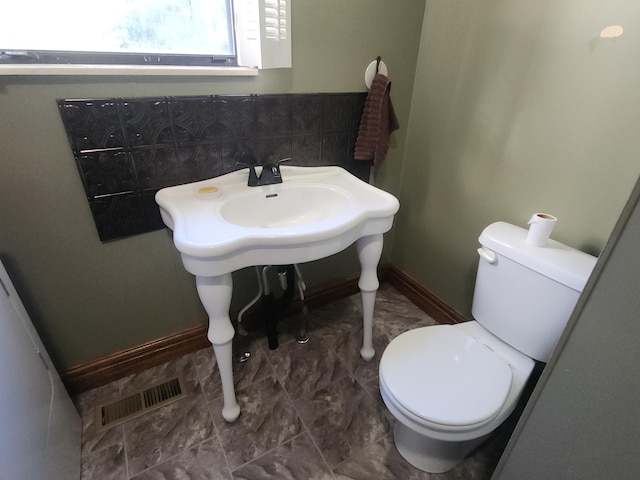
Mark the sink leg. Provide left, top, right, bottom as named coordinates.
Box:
left=196, top=273, right=240, bottom=422
left=356, top=233, right=384, bottom=361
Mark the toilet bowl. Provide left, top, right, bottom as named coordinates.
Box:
left=378, top=222, right=597, bottom=473
left=379, top=321, right=534, bottom=473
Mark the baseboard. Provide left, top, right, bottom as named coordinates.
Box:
left=61, top=324, right=211, bottom=396
left=61, top=264, right=466, bottom=395
left=383, top=264, right=468, bottom=325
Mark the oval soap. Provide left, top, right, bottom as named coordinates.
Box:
left=196, top=185, right=222, bottom=200
left=198, top=186, right=219, bottom=194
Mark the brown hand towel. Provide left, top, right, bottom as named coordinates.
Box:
left=354, top=73, right=400, bottom=168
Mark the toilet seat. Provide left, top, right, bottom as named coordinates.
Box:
left=379, top=325, right=513, bottom=427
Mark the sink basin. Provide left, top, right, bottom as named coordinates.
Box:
left=220, top=184, right=351, bottom=228
left=156, top=166, right=400, bottom=277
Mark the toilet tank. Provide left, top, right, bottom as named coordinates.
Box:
left=472, top=222, right=597, bottom=362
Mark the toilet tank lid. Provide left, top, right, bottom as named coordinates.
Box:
left=479, top=222, right=597, bottom=292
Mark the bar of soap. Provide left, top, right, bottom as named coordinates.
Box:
left=196, top=185, right=221, bottom=199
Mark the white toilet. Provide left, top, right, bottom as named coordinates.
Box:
left=379, top=221, right=597, bottom=473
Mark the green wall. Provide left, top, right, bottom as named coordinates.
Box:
left=0, top=1, right=425, bottom=370
left=392, top=0, right=640, bottom=317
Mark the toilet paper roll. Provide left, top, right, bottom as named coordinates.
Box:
left=526, top=213, right=557, bottom=247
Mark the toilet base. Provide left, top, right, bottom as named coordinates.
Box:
left=393, top=422, right=489, bottom=473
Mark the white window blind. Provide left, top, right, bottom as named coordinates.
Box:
left=264, top=0, right=287, bottom=40
left=234, top=0, right=292, bottom=69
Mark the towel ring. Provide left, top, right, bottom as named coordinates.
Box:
left=365, top=58, right=388, bottom=89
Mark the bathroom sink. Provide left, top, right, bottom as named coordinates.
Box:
left=156, top=165, right=399, bottom=422
left=156, top=165, right=399, bottom=276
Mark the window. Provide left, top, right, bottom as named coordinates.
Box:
left=0, top=0, right=291, bottom=72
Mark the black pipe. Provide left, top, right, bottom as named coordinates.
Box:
left=262, top=265, right=296, bottom=350
left=262, top=290, right=278, bottom=350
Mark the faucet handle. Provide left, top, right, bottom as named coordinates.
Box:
left=256, top=157, right=290, bottom=185
left=270, top=157, right=291, bottom=179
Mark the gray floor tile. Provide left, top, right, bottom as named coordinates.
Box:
left=81, top=442, right=127, bottom=480
left=231, top=432, right=333, bottom=480
left=333, top=435, right=433, bottom=480
left=266, top=336, right=350, bottom=400
left=125, top=393, right=215, bottom=476
left=118, top=354, right=201, bottom=397
left=210, top=375, right=303, bottom=470
left=130, top=438, right=231, bottom=480
left=294, top=375, right=391, bottom=468
left=192, top=341, right=272, bottom=402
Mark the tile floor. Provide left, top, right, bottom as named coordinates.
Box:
left=75, top=285, right=519, bottom=479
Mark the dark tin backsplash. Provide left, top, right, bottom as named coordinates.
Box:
left=58, top=93, right=369, bottom=241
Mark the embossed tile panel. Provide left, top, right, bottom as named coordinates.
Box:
left=58, top=93, right=368, bottom=241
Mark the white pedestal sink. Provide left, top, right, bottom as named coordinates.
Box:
left=156, top=165, right=399, bottom=422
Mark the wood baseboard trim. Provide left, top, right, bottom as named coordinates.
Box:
left=61, top=324, right=210, bottom=396
left=383, top=264, right=468, bottom=325
left=62, top=264, right=465, bottom=395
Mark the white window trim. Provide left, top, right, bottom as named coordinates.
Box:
left=0, top=64, right=258, bottom=76
left=0, top=0, right=290, bottom=76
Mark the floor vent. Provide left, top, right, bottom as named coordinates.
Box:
left=96, top=376, right=186, bottom=430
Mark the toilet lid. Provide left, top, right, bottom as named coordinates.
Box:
left=380, top=325, right=512, bottom=426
